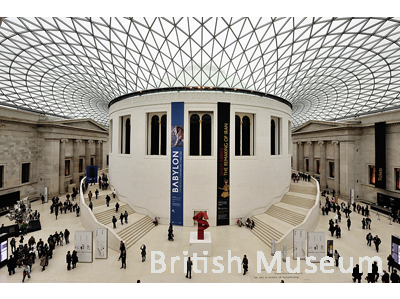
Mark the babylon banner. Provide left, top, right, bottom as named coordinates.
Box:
left=217, top=102, right=230, bottom=226
left=170, top=102, right=184, bottom=226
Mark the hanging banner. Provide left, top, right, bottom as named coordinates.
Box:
left=307, top=232, right=325, bottom=262
left=74, top=231, right=93, bottom=263
left=95, top=228, right=108, bottom=259
left=217, top=102, right=230, bottom=226
left=293, top=229, right=306, bottom=259
left=375, top=122, right=386, bottom=189
left=170, top=102, right=184, bottom=226
left=86, top=166, right=98, bottom=184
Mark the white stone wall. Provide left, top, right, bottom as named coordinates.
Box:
left=109, top=91, right=292, bottom=226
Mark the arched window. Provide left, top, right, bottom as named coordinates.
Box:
left=148, top=113, right=167, bottom=156
left=120, top=115, right=131, bottom=154
left=271, top=116, right=281, bottom=155
left=235, top=114, right=254, bottom=156
left=190, top=114, right=200, bottom=156
left=125, top=118, right=131, bottom=154
left=150, top=115, right=159, bottom=155
left=201, top=114, right=212, bottom=156
left=271, top=119, right=276, bottom=155
left=189, top=112, right=213, bottom=156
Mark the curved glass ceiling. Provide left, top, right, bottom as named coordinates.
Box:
left=1, top=17, right=400, bottom=127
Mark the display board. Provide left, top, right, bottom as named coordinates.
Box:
left=392, top=235, right=400, bottom=270
left=293, top=229, right=306, bottom=259
left=327, top=240, right=334, bottom=258
left=217, top=102, right=230, bottom=226
left=74, top=231, right=93, bottom=263
left=0, top=234, right=8, bottom=268
left=95, top=228, right=108, bottom=259
left=170, top=102, right=184, bottom=226
left=307, top=232, right=325, bottom=262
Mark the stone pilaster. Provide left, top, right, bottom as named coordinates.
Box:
left=95, top=140, right=100, bottom=167
left=99, top=141, right=103, bottom=169
left=307, top=141, right=314, bottom=175
left=59, top=138, right=68, bottom=194
left=73, top=139, right=82, bottom=186
left=332, top=141, right=340, bottom=196
left=298, top=142, right=304, bottom=172
left=318, top=141, right=326, bottom=190
left=85, top=140, right=93, bottom=168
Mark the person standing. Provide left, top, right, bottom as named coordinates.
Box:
left=40, top=253, right=46, bottom=271
left=115, top=202, right=119, bottom=213
left=140, top=244, right=146, bottom=262
left=10, top=238, right=16, bottom=252
left=89, top=201, right=93, bottom=211
left=366, top=217, right=372, bottom=229
left=373, top=235, right=381, bottom=252
left=76, top=205, right=80, bottom=217
left=22, top=264, right=31, bottom=283
left=362, top=218, right=366, bottom=229
left=186, top=257, right=192, bottom=279
left=105, top=195, right=111, bottom=207
left=95, top=189, right=99, bottom=199
left=88, top=190, right=92, bottom=201
left=64, top=229, right=70, bottom=245
left=66, top=251, right=72, bottom=271
left=352, top=264, right=362, bottom=283
left=242, top=255, right=249, bottom=275
left=120, top=250, right=126, bottom=269
left=366, top=232, right=372, bottom=246
left=382, top=270, right=390, bottom=283
left=390, top=269, right=400, bottom=283
left=41, top=194, right=45, bottom=204
left=112, top=189, right=116, bottom=199
left=112, top=216, right=117, bottom=229
left=118, top=241, right=125, bottom=261
left=72, top=250, right=78, bottom=269
left=387, top=254, right=395, bottom=273
left=7, top=255, right=16, bottom=275
left=334, top=250, right=340, bottom=267
left=347, top=218, right=351, bottom=230
left=124, top=211, right=128, bottom=224
left=55, top=207, right=59, bottom=220
left=168, top=223, right=174, bottom=241
left=120, top=213, right=124, bottom=225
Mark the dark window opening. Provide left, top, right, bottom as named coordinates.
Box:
left=22, top=163, right=30, bottom=184
left=190, top=114, right=200, bottom=156
left=65, top=160, right=70, bottom=176
left=235, top=115, right=241, bottom=156
left=125, top=118, right=131, bottom=154
left=271, top=119, right=276, bottom=155
left=242, top=116, right=251, bottom=156
left=150, top=115, right=160, bottom=155
left=201, top=114, right=212, bottom=156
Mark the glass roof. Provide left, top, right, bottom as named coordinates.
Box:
left=1, top=17, right=400, bottom=127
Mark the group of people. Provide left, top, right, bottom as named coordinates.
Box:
left=365, top=232, right=381, bottom=252
left=291, top=172, right=311, bottom=183
left=98, top=173, right=109, bottom=191
left=7, top=228, right=71, bottom=282
left=111, top=210, right=129, bottom=228
left=65, top=250, right=79, bottom=270
left=50, top=196, right=80, bottom=219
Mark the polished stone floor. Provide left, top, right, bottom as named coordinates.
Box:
left=0, top=187, right=398, bottom=285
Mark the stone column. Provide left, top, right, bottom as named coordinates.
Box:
left=318, top=141, right=326, bottom=191
left=332, top=141, right=340, bottom=196
left=293, top=142, right=298, bottom=170
left=307, top=141, right=314, bottom=175
left=85, top=140, right=93, bottom=168
left=99, top=141, right=103, bottom=169
left=73, top=139, right=82, bottom=186
left=59, top=139, right=68, bottom=194
left=95, top=140, right=100, bottom=167
left=298, top=142, right=304, bottom=172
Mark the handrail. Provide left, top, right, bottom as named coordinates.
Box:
left=79, top=176, right=122, bottom=253
left=274, top=176, right=321, bottom=252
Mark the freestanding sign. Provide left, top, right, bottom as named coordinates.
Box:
left=170, top=102, right=184, bottom=226
left=217, top=102, right=230, bottom=226
left=327, top=240, right=334, bottom=258
left=95, top=228, right=108, bottom=259
left=293, top=229, right=306, bottom=259
left=307, top=232, right=325, bottom=262
left=74, top=231, right=93, bottom=263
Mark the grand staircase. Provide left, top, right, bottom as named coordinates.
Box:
left=83, top=182, right=154, bottom=249
left=249, top=179, right=317, bottom=247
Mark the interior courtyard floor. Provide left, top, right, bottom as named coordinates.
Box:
left=0, top=186, right=398, bottom=284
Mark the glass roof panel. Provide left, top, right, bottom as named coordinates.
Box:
left=1, top=17, right=400, bottom=127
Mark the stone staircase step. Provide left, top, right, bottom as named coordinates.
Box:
left=289, top=184, right=317, bottom=196
left=266, top=205, right=305, bottom=226
left=94, top=204, right=135, bottom=226
left=84, top=196, right=118, bottom=208
left=281, top=194, right=315, bottom=209
left=117, top=216, right=155, bottom=249
left=249, top=216, right=284, bottom=247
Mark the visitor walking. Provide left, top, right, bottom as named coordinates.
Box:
left=120, top=250, right=126, bottom=269
left=242, top=255, right=249, bottom=275
left=66, top=251, right=72, bottom=271
left=140, top=244, right=146, bottom=262
left=185, top=257, right=192, bottom=279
